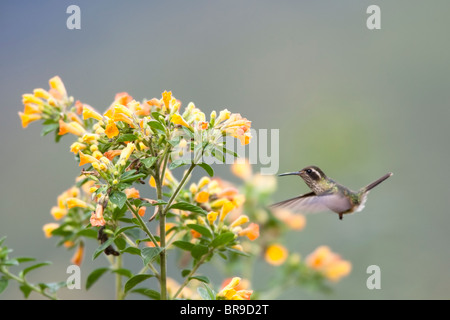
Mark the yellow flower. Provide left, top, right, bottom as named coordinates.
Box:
left=171, top=113, right=191, bottom=128
left=70, top=142, right=86, bottom=154
left=49, top=76, right=67, bottom=99
left=50, top=206, right=67, bottom=220
left=82, top=106, right=103, bottom=121
left=22, top=93, right=44, bottom=106
left=197, top=177, right=210, bottom=189
left=114, top=103, right=133, bottom=118
left=189, top=183, right=198, bottom=194
left=219, top=200, right=235, bottom=221
left=118, top=142, right=136, bottom=165
left=230, top=215, right=249, bottom=228
left=162, top=90, right=172, bottom=110
left=43, top=223, right=59, bottom=238
left=221, top=113, right=252, bottom=145
left=58, top=119, right=86, bottom=136
left=217, top=277, right=253, bottom=300
left=23, top=103, right=42, bottom=115
left=66, top=198, right=88, bottom=209
left=18, top=112, right=41, bottom=128
left=33, top=88, right=51, bottom=100
left=207, top=211, right=218, bottom=225
left=265, top=244, right=288, bottom=266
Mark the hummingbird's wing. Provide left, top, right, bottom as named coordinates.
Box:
left=270, top=191, right=353, bottom=214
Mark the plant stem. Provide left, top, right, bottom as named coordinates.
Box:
left=125, top=200, right=159, bottom=248
left=154, top=168, right=167, bottom=300
left=172, top=250, right=212, bottom=299
left=115, top=255, right=123, bottom=300
left=163, top=163, right=196, bottom=215
left=0, top=266, right=57, bottom=300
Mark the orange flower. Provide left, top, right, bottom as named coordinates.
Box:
left=103, top=149, right=122, bottom=160
left=265, top=244, right=288, bottom=266
left=305, top=246, right=352, bottom=282
left=113, top=92, right=133, bottom=106
left=125, top=188, right=140, bottom=199
left=104, top=119, right=119, bottom=138
left=190, top=229, right=202, bottom=238
left=273, top=208, right=306, bottom=231
left=221, top=113, right=252, bottom=145
left=71, top=242, right=85, bottom=266
left=194, top=191, right=209, bottom=203
left=239, top=223, right=259, bottom=241
left=90, top=203, right=106, bottom=227
left=58, top=119, right=86, bottom=136
left=18, top=112, right=41, bottom=128
left=198, top=121, right=209, bottom=130
left=78, top=151, right=99, bottom=167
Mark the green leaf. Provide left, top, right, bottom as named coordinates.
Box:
left=109, top=191, right=127, bottom=209
left=0, top=236, right=6, bottom=246
left=120, top=169, right=137, bottom=179
left=141, top=247, right=162, bottom=266
left=147, top=120, right=166, bottom=132
left=212, top=148, right=225, bottom=162
left=141, top=199, right=167, bottom=207
left=121, top=247, right=141, bottom=256
left=92, top=238, right=115, bottom=260
left=189, top=275, right=210, bottom=284
left=116, top=134, right=138, bottom=143
left=203, top=283, right=217, bottom=300
left=181, top=269, right=191, bottom=277
left=86, top=268, right=109, bottom=290
left=211, top=232, right=236, bottom=248
left=124, top=274, right=154, bottom=294
left=38, top=281, right=66, bottom=294
left=226, top=247, right=251, bottom=257
left=141, top=157, right=157, bottom=169
left=111, top=268, right=133, bottom=279
left=223, top=147, right=239, bottom=158
left=2, top=259, right=19, bottom=266
left=19, top=284, right=32, bottom=298
left=187, top=224, right=212, bottom=239
left=168, top=159, right=191, bottom=170
left=20, top=262, right=51, bottom=278
left=191, top=244, right=209, bottom=260
left=120, top=173, right=146, bottom=183
left=114, top=237, right=126, bottom=250
left=0, top=277, right=8, bottom=294
left=76, top=229, right=98, bottom=239
left=15, top=257, right=36, bottom=264
left=171, top=202, right=207, bottom=215
left=131, top=288, right=160, bottom=300
left=151, top=111, right=164, bottom=122
left=198, top=163, right=214, bottom=177
left=114, top=225, right=139, bottom=237
left=197, top=286, right=214, bottom=300
left=41, top=123, right=59, bottom=137
left=172, top=240, right=195, bottom=252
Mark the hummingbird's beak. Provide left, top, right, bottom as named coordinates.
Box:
left=278, top=171, right=301, bottom=177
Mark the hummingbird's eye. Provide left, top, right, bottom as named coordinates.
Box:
left=306, top=169, right=312, bottom=174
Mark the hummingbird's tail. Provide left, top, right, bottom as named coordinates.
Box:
left=362, top=172, right=393, bottom=192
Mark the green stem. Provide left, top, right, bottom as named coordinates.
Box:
left=0, top=266, right=57, bottom=300
left=172, top=250, right=212, bottom=300
left=163, top=163, right=196, bottom=215
left=154, top=169, right=167, bottom=300
left=125, top=200, right=159, bottom=248
left=115, top=255, right=123, bottom=300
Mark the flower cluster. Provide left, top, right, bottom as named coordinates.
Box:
left=305, top=246, right=352, bottom=282
left=217, top=277, right=253, bottom=300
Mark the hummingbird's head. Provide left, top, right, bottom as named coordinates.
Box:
left=279, top=166, right=327, bottom=192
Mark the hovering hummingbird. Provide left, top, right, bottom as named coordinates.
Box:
left=271, top=166, right=392, bottom=220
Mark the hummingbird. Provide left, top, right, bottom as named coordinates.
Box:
left=271, top=166, right=392, bottom=220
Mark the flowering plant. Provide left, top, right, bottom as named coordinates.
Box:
left=0, top=76, right=351, bottom=300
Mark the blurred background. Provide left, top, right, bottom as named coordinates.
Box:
left=1, top=0, right=449, bottom=299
